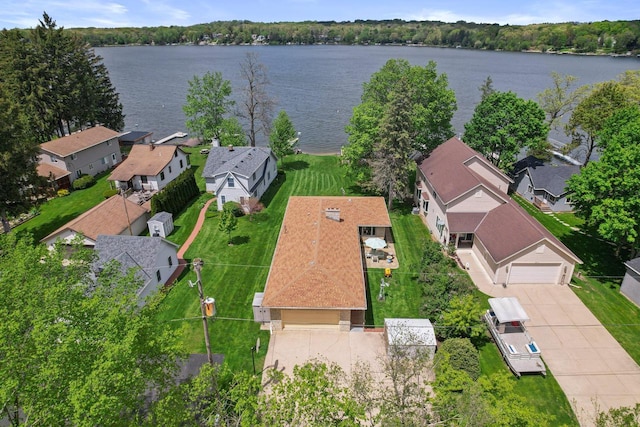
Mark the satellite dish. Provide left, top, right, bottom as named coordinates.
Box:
left=256, top=337, right=261, bottom=353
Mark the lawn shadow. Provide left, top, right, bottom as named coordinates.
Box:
left=280, top=159, right=309, bottom=171
left=231, top=235, right=250, bottom=245
left=16, top=213, right=79, bottom=242
left=260, top=171, right=287, bottom=209
left=562, top=228, right=625, bottom=278
left=364, top=270, right=375, bottom=328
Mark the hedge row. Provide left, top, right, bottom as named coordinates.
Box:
left=150, top=169, right=199, bottom=216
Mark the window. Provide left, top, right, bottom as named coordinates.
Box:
left=436, top=216, right=445, bottom=236
left=76, top=170, right=82, bottom=178
left=527, top=185, right=533, bottom=193
left=174, top=151, right=178, bottom=158
left=156, top=270, right=161, bottom=281
left=111, top=153, right=117, bottom=162
left=422, top=200, right=429, bottom=213
left=141, top=176, right=148, bottom=184
left=168, top=166, right=172, bottom=174
left=101, top=156, right=108, bottom=165
left=179, top=159, right=184, bottom=168
left=70, top=153, right=77, bottom=160
left=546, top=193, right=556, bottom=203
left=221, top=195, right=226, bottom=204
left=565, top=196, right=572, bottom=205
left=160, top=171, right=165, bottom=181
left=168, top=256, right=173, bottom=267
left=432, top=190, right=437, bottom=198
left=227, top=177, right=234, bottom=187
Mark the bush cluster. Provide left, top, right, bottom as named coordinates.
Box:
left=72, top=175, right=96, bottom=190
left=57, top=189, right=70, bottom=197
left=434, top=338, right=481, bottom=380
left=103, top=189, right=118, bottom=199
left=223, top=201, right=245, bottom=217
left=150, top=169, right=199, bottom=215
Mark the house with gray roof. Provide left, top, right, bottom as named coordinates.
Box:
left=202, top=145, right=277, bottom=211
left=94, top=235, right=179, bottom=303
left=511, top=155, right=580, bottom=212
left=414, top=137, right=581, bottom=286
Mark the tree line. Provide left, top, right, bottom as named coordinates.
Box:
left=47, top=19, right=640, bottom=54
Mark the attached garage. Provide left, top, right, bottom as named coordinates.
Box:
left=507, top=263, right=561, bottom=285
left=281, top=309, right=341, bottom=329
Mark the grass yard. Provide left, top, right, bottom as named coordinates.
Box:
left=155, top=154, right=361, bottom=372
left=513, top=194, right=640, bottom=366
left=14, top=171, right=113, bottom=242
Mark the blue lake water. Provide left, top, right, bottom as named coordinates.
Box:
left=97, top=45, right=638, bottom=156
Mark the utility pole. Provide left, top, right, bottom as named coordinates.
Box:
left=193, top=258, right=214, bottom=366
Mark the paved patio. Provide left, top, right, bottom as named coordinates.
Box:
left=457, top=249, right=640, bottom=426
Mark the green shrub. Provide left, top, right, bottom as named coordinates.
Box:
left=223, top=201, right=245, bottom=217
left=434, top=338, right=480, bottom=380
left=103, top=189, right=118, bottom=199
left=57, top=189, right=70, bottom=197
left=150, top=169, right=199, bottom=216
left=72, top=175, right=96, bottom=190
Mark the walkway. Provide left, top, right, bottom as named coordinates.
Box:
left=457, top=249, right=640, bottom=426
left=165, top=198, right=215, bottom=286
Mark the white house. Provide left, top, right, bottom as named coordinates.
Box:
left=202, top=145, right=277, bottom=211
left=108, top=144, right=190, bottom=192
left=94, top=235, right=180, bottom=303
left=39, top=126, right=122, bottom=184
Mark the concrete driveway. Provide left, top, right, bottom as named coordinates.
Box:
left=458, top=249, right=640, bottom=426
left=262, top=329, right=387, bottom=381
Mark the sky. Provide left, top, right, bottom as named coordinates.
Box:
left=1, top=0, right=638, bottom=30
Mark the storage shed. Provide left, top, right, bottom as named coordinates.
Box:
left=148, top=211, right=174, bottom=238
left=384, top=318, right=437, bottom=359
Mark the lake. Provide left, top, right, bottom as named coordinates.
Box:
left=96, top=45, right=638, bottom=156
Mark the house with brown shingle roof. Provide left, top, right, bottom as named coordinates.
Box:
left=415, top=137, right=581, bottom=285
left=108, top=144, right=190, bottom=192
left=39, top=126, right=122, bottom=184
left=41, top=195, right=150, bottom=248
left=261, top=196, right=391, bottom=330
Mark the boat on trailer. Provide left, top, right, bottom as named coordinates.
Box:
left=484, top=297, right=546, bottom=377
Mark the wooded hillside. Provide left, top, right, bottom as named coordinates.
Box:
left=61, top=19, right=640, bottom=54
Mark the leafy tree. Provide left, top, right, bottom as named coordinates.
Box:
left=0, top=13, right=124, bottom=142
left=269, top=110, right=298, bottom=160
left=218, top=208, right=238, bottom=245
left=0, top=87, right=42, bottom=233
left=536, top=72, right=587, bottom=131
left=368, top=77, right=415, bottom=209
left=463, top=91, right=549, bottom=171
left=565, top=81, right=632, bottom=165
left=183, top=71, right=234, bottom=142
left=479, top=75, right=495, bottom=101
left=438, top=294, right=486, bottom=340
left=595, top=402, right=640, bottom=427
left=260, top=361, right=364, bottom=426
left=567, top=106, right=640, bottom=256
left=343, top=59, right=456, bottom=186
left=0, top=234, right=181, bottom=426
left=434, top=338, right=480, bottom=380
left=218, top=117, right=247, bottom=147
left=237, top=52, right=274, bottom=147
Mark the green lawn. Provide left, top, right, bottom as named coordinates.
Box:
left=514, top=194, right=640, bottom=366
left=14, top=171, right=113, bottom=242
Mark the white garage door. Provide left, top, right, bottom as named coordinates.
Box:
left=281, top=309, right=341, bottom=329
left=508, top=264, right=561, bottom=284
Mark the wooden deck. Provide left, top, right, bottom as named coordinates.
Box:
left=484, top=311, right=546, bottom=377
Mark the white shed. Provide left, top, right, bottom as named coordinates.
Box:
left=384, top=318, right=437, bottom=359
left=148, top=211, right=174, bottom=238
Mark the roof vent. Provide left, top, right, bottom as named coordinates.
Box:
left=325, top=207, right=340, bottom=222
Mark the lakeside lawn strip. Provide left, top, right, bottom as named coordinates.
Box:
left=513, top=194, right=640, bottom=365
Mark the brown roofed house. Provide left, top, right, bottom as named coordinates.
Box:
left=261, top=196, right=391, bottom=331
left=39, top=126, right=123, bottom=184
left=41, top=195, right=150, bottom=248
left=415, top=137, right=581, bottom=286
left=109, top=144, right=190, bottom=192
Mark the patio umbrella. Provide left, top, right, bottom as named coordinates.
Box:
left=364, top=237, right=387, bottom=249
